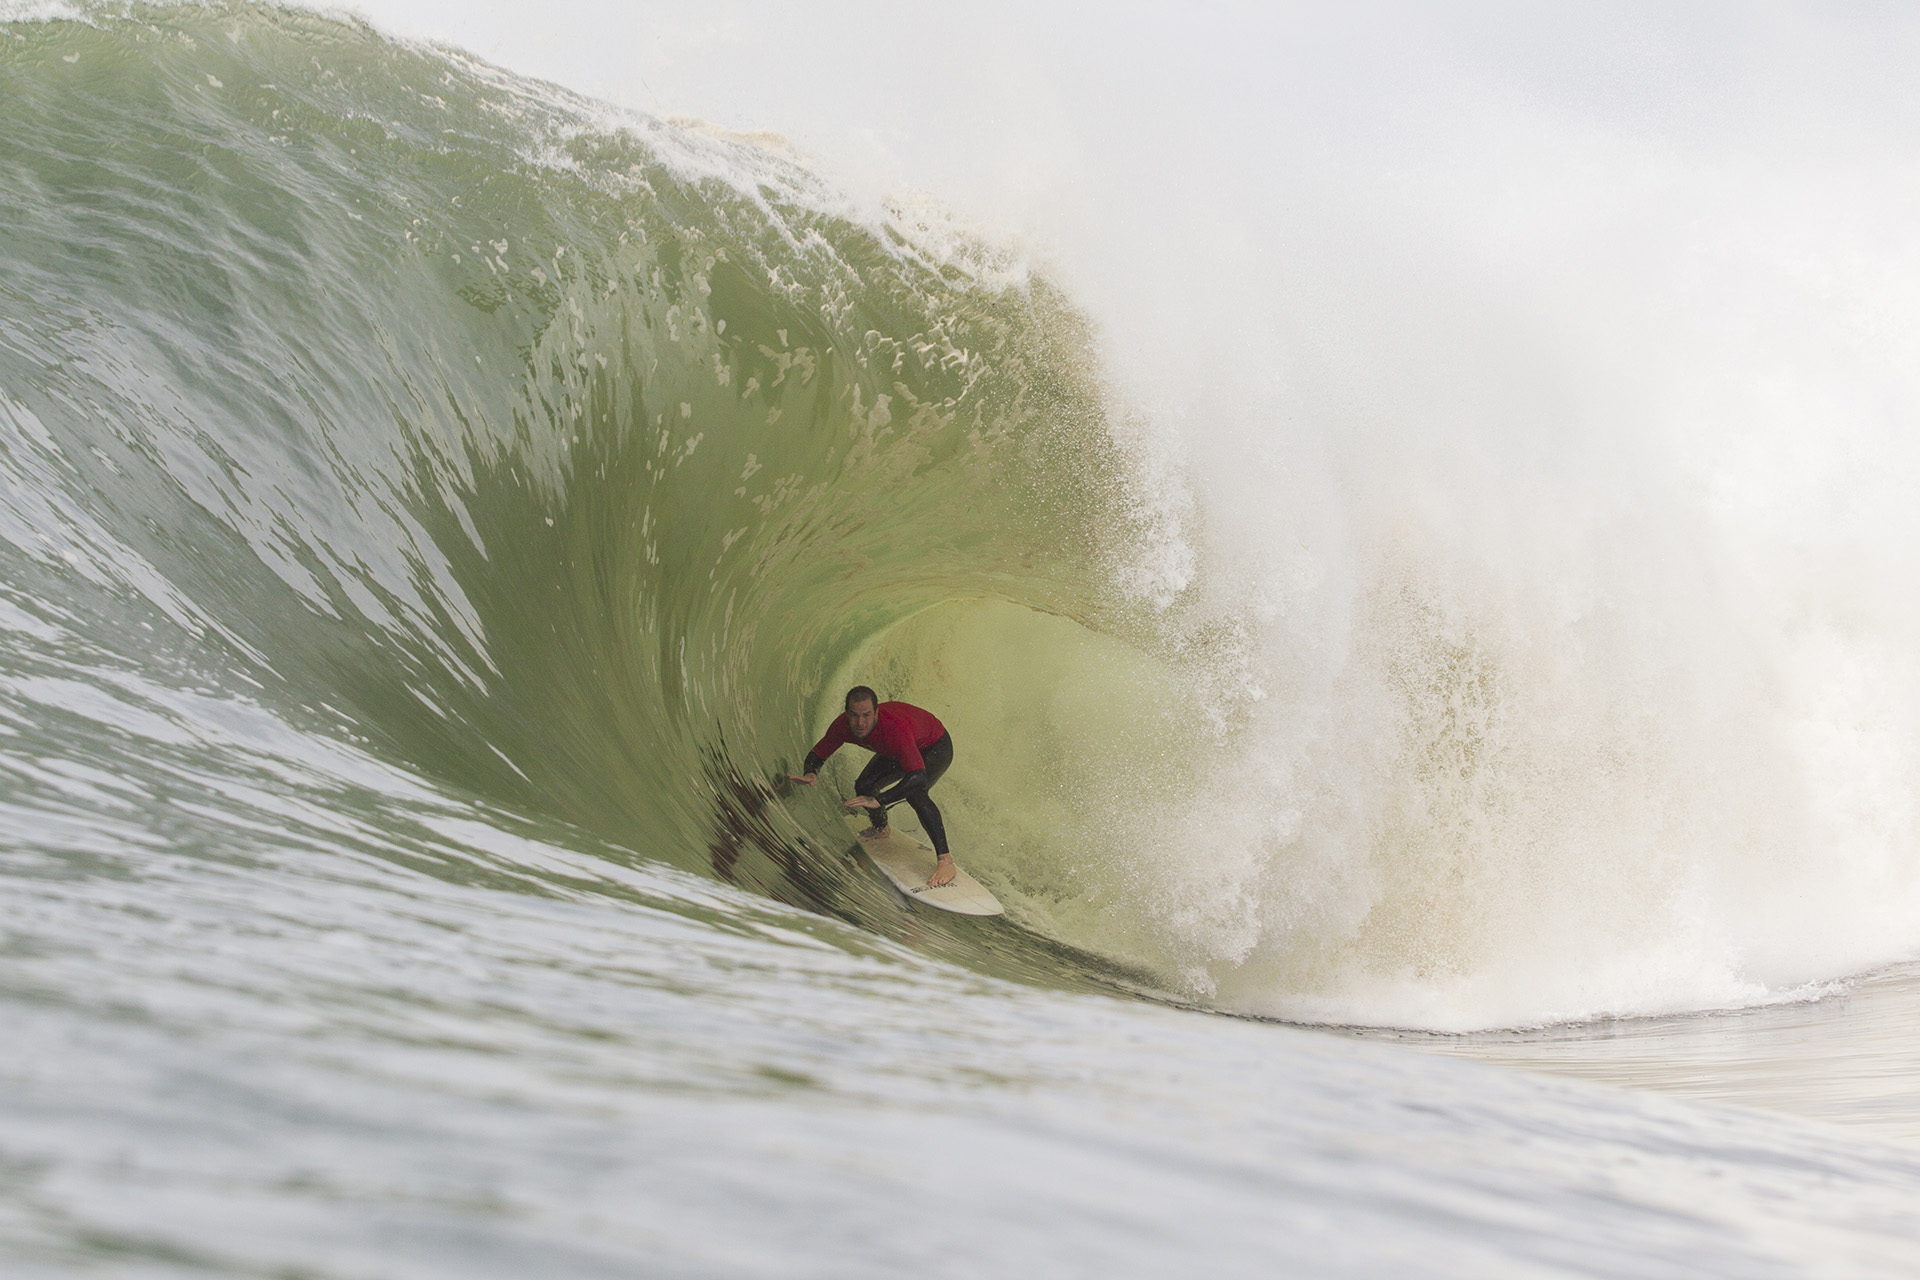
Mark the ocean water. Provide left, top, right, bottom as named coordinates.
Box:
left=5, top=3, right=1920, bottom=1275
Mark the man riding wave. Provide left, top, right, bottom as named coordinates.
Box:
left=787, top=686, right=957, bottom=887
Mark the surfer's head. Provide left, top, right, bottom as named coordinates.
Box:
left=844, top=686, right=879, bottom=739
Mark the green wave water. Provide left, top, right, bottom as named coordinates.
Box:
left=0, top=0, right=1207, bottom=990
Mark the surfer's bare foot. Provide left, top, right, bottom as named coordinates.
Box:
left=858, top=825, right=889, bottom=842
left=926, top=854, right=956, bottom=888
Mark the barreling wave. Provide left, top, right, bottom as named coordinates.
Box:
left=10, top=2, right=1920, bottom=1032
left=0, top=0, right=1208, bottom=994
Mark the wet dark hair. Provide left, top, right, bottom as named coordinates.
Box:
left=844, top=685, right=879, bottom=712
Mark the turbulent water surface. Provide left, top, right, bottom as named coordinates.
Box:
left=5, top=4, right=1920, bottom=1276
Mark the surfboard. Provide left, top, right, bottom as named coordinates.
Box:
left=847, top=816, right=1003, bottom=916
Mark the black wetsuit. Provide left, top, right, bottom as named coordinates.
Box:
left=803, top=731, right=954, bottom=856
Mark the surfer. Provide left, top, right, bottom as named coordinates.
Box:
left=787, top=687, right=957, bottom=887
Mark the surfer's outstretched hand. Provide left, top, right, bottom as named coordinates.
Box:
left=786, top=772, right=817, bottom=786
left=927, top=854, right=957, bottom=888
left=843, top=795, right=879, bottom=810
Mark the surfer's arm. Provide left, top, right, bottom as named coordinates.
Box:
left=789, top=718, right=851, bottom=783
left=804, top=718, right=850, bottom=770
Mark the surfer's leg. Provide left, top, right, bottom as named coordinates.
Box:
left=919, top=732, right=953, bottom=787
left=903, top=790, right=949, bottom=856
left=852, top=755, right=902, bottom=831
left=902, top=733, right=953, bottom=856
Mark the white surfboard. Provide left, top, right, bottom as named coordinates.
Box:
left=848, top=817, right=1003, bottom=916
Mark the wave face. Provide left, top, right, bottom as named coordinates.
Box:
left=0, top=1, right=1174, bottom=986
left=6, top=0, right=1920, bottom=1040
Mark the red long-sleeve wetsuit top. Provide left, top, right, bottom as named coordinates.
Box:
left=805, top=701, right=946, bottom=773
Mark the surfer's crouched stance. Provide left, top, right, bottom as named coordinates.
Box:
left=787, top=686, right=957, bottom=887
